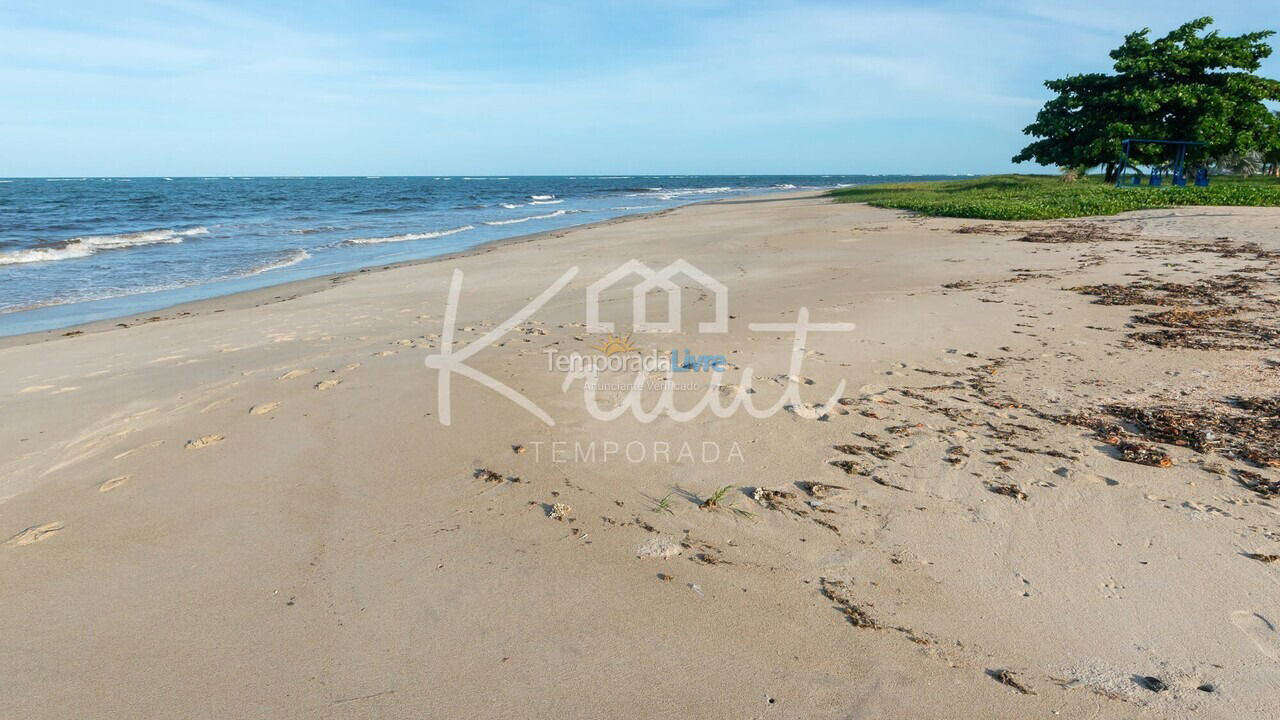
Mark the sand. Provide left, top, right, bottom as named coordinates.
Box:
left=2, top=193, right=1279, bottom=718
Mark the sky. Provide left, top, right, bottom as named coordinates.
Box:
left=2, top=0, right=1277, bottom=177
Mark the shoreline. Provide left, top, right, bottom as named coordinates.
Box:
left=0, top=192, right=817, bottom=349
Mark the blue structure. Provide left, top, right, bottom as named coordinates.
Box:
left=1114, top=138, right=1207, bottom=188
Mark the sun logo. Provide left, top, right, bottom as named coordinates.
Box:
left=592, top=332, right=637, bottom=356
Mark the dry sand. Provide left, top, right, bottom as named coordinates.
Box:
left=2, top=193, right=1279, bottom=718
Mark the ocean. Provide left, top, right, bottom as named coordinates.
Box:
left=0, top=175, right=945, bottom=336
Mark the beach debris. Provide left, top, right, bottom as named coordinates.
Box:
left=3, top=522, right=64, bottom=548
left=1243, top=552, right=1280, bottom=564
left=314, top=379, right=341, bottom=391
left=1197, top=683, right=1216, bottom=693
left=953, top=223, right=1015, bottom=235
left=819, top=578, right=881, bottom=629
left=785, top=402, right=829, bottom=420
left=829, top=459, right=870, bottom=476
left=1236, top=469, right=1280, bottom=497
left=812, top=518, right=841, bottom=535
left=688, top=583, right=704, bottom=597
left=657, top=573, right=675, bottom=582
left=636, top=537, right=682, bottom=559
left=990, top=669, right=1035, bottom=695
left=547, top=502, right=572, bottom=521
left=801, top=481, right=847, bottom=498
left=751, top=487, right=796, bottom=511
left=987, top=482, right=1028, bottom=500
left=1137, top=676, right=1168, bottom=693
left=473, top=468, right=508, bottom=483
left=692, top=551, right=727, bottom=565
left=1013, top=225, right=1131, bottom=244
left=1052, top=399, right=1280, bottom=469
left=511, top=444, right=526, bottom=454
left=184, top=434, right=224, bottom=450
left=945, top=445, right=970, bottom=464
left=1116, top=441, right=1175, bottom=468
left=872, top=476, right=912, bottom=492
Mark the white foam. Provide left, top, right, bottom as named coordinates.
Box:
left=238, top=249, right=311, bottom=276
left=346, top=225, right=474, bottom=245
left=529, top=199, right=563, bottom=205
left=0, top=245, right=95, bottom=265
left=500, top=203, right=524, bottom=209
left=530, top=194, right=555, bottom=200
left=77, top=226, right=208, bottom=249
left=0, top=226, right=208, bottom=266
left=482, top=210, right=566, bottom=226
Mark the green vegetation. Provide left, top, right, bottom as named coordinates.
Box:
left=1014, top=17, right=1280, bottom=181
left=653, top=491, right=675, bottom=514
left=828, top=175, right=1280, bottom=221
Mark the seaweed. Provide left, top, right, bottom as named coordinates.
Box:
left=819, top=578, right=881, bottom=629
left=987, top=482, right=1028, bottom=500
left=990, top=669, right=1035, bottom=695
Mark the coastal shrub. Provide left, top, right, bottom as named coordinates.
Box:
left=829, top=175, right=1280, bottom=220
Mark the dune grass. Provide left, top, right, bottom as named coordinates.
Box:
left=828, top=174, right=1280, bottom=221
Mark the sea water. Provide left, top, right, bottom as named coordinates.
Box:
left=0, top=175, right=946, bottom=335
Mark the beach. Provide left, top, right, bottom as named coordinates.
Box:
left=2, top=192, right=1279, bottom=718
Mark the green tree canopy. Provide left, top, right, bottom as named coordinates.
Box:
left=1013, top=17, right=1280, bottom=179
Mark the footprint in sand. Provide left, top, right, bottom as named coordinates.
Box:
left=99, top=475, right=130, bottom=492
left=373, top=350, right=396, bottom=357
left=717, top=383, right=757, bottom=397
left=314, top=380, right=341, bottom=391
left=278, top=369, right=314, bottom=381
left=773, top=374, right=816, bottom=386
left=785, top=402, right=830, bottom=420
left=19, top=385, right=55, bottom=394
left=249, top=402, right=280, bottom=415
left=114, top=440, right=163, bottom=460
left=1232, top=610, right=1280, bottom=661
left=185, top=434, right=224, bottom=450
left=340, top=363, right=361, bottom=372
left=4, top=522, right=64, bottom=547
left=200, top=397, right=233, bottom=413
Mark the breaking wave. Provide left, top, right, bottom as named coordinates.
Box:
left=345, top=225, right=474, bottom=245
left=482, top=210, right=567, bottom=226
left=0, top=226, right=208, bottom=266
left=237, top=249, right=311, bottom=276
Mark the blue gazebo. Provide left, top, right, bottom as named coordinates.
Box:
left=1114, top=139, right=1208, bottom=188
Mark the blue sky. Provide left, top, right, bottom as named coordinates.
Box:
left=2, top=1, right=1277, bottom=176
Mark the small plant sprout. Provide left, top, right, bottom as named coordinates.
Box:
left=653, top=491, right=675, bottom=514
left=700, top=485, right=755, bottom=519
left=700, top=484, right=734, bottom=510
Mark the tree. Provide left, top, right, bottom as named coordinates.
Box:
left=1014, top=17, right=1280, bottom=182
